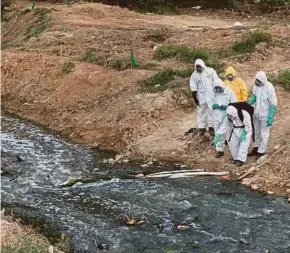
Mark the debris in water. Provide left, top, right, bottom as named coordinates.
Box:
left=216, top=191, right=233, bottom=196
left=123, top=215, right=146, bottom=226
left=97, top=243, right=110, bottom=250
left=191, top=240, right=201, bottom=248
left=15, top=155, right=23, bottom=162
left=219, top=175, right=230, bottom=181
left=239, top=238, right=249, bottom=245
left=177, top=225, right=190, bottom=231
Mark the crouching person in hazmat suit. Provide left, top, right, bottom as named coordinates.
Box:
left=211, top=79, right=237, bottom=158
left=247, top=71, right=278, bottom=159
left=190, top=59, right=220, bottom=136
left=212, top=103, right=254, bottom=167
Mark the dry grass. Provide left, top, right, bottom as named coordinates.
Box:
left=1, top=214, right=66, bottom=253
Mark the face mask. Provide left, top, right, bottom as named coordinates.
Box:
left=255, top=79, right=264, bottom=87
left=214, top=86, right=224, bottom=94
left=195, top=65, right=203, bottom=73
left=227, top=74, right=234, bottom=81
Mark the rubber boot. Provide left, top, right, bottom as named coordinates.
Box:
left=236, top=160, right=244, bottom=167
left=215, top=151, right=224, bottom=158
left=231, top=159, right=238, bottom=164
left=208, top=127, right=215, bottom=137
left=198, top=128, right=206, bottom=136
left=256, top=152, right=265, bottom=160
left=248, top=147, right=258, bottom=157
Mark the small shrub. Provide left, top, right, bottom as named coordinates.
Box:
left=269, top=69, right=290, bottom=90
left=26, top=8, right=51, bottom=38
left=154, top=44, right=210, bottom=64
left=232, top=30, right=271, bottom=54
left=62, top=61, right=75, bottom=75
left=174, top=68, right=192, bottom=78
left=108, top=54, right=131, bottom=71
left=140, top=68, right=175, bottom=92
left=82, top=48, right=106, bottom=65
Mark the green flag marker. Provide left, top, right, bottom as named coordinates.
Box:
left=130, top=50, right=139, bottom=68
left=31, top=0, right=36, bottom=9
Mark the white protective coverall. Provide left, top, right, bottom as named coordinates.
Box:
left=212, top=79, right=237, bottom=152
left=190, top=59, right=220, bottom=129
left=218, top=105, right=252, bottom=162
left=251, top=71, right=278, bottom=153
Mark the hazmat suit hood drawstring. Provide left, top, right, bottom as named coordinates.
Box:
left=195, top=59, right=206, bottom=68
left=255, top=71, right=268, bottom=84
left=225, top=66, right=237, bottom=77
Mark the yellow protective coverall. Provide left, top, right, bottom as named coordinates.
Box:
left=224, top=66, right=248, bottom=102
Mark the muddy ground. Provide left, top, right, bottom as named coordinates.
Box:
left=1, top=1, right=290, bottom=197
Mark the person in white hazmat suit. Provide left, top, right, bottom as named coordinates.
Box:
left=190, top=59, right=220, bottom=136
left=212, top=104, right=253, bottom=166
left=211, top=79, right=237, bottom=158
left=247, top=71, right=278, bottom=159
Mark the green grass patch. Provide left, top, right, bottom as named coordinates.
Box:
left=232, top=30, right=271, bottom=54
left=62, top=61, right=75, bottom=75
left=26, top=8, right=51, bottom=38
left=154, top=44, right=210, bottom=63
left=140, top=68, right=194, bottom=92
left=82, top=48, right=106, bottom=65
left=140, top=68, right=176, bottom=92
left=2, top=235, right=51, bottom=253
left=1, top=41, right=19, bottom=49
left=61, top=177, right=111, bottom=187
left=268, top=69, right=290, bottom=90
left=153, top=44, right=225, bottom=74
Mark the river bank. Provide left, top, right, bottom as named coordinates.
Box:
left=2, top=1, right=290, bottom=197
left=2, top=113, right=290, bottom=252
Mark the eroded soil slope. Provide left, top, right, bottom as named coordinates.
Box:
left=2, top=1, right=290, bottom=196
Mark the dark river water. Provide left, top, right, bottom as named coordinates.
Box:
left=1, top=115, right=290, bottom=253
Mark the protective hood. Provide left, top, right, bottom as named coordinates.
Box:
left=226, top=105, right=238, bottom=118
left=194, top=59, right=206, bottom=68
left=213, top=78, right=226, bottom=88
left=255, top=71, right=268, bottom=84
left=225, top=66, right=237, bottom=77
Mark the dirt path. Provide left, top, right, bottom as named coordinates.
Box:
left=2, top=1, right=290, bottom=197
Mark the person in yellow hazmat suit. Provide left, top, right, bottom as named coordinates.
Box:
left=224, top=66, right=248, bottom=102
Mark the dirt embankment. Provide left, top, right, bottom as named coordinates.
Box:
left=1, top=1, right=290, bottom=197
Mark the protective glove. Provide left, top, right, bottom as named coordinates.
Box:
left=267, top=104, right=277, bottom=127
left=220, top=105, right=228, bottom=111
left=212, top=104, right=219, bottom=110
left=192, top=91, right=199, bottom=106
left=247, top=95, right=257, bottom=105
left=239, top=130, right=247, bottom=142
left=212, top=134, right=222, bottom=147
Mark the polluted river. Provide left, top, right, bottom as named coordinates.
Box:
left=1, top=114, right=290, bottom=253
